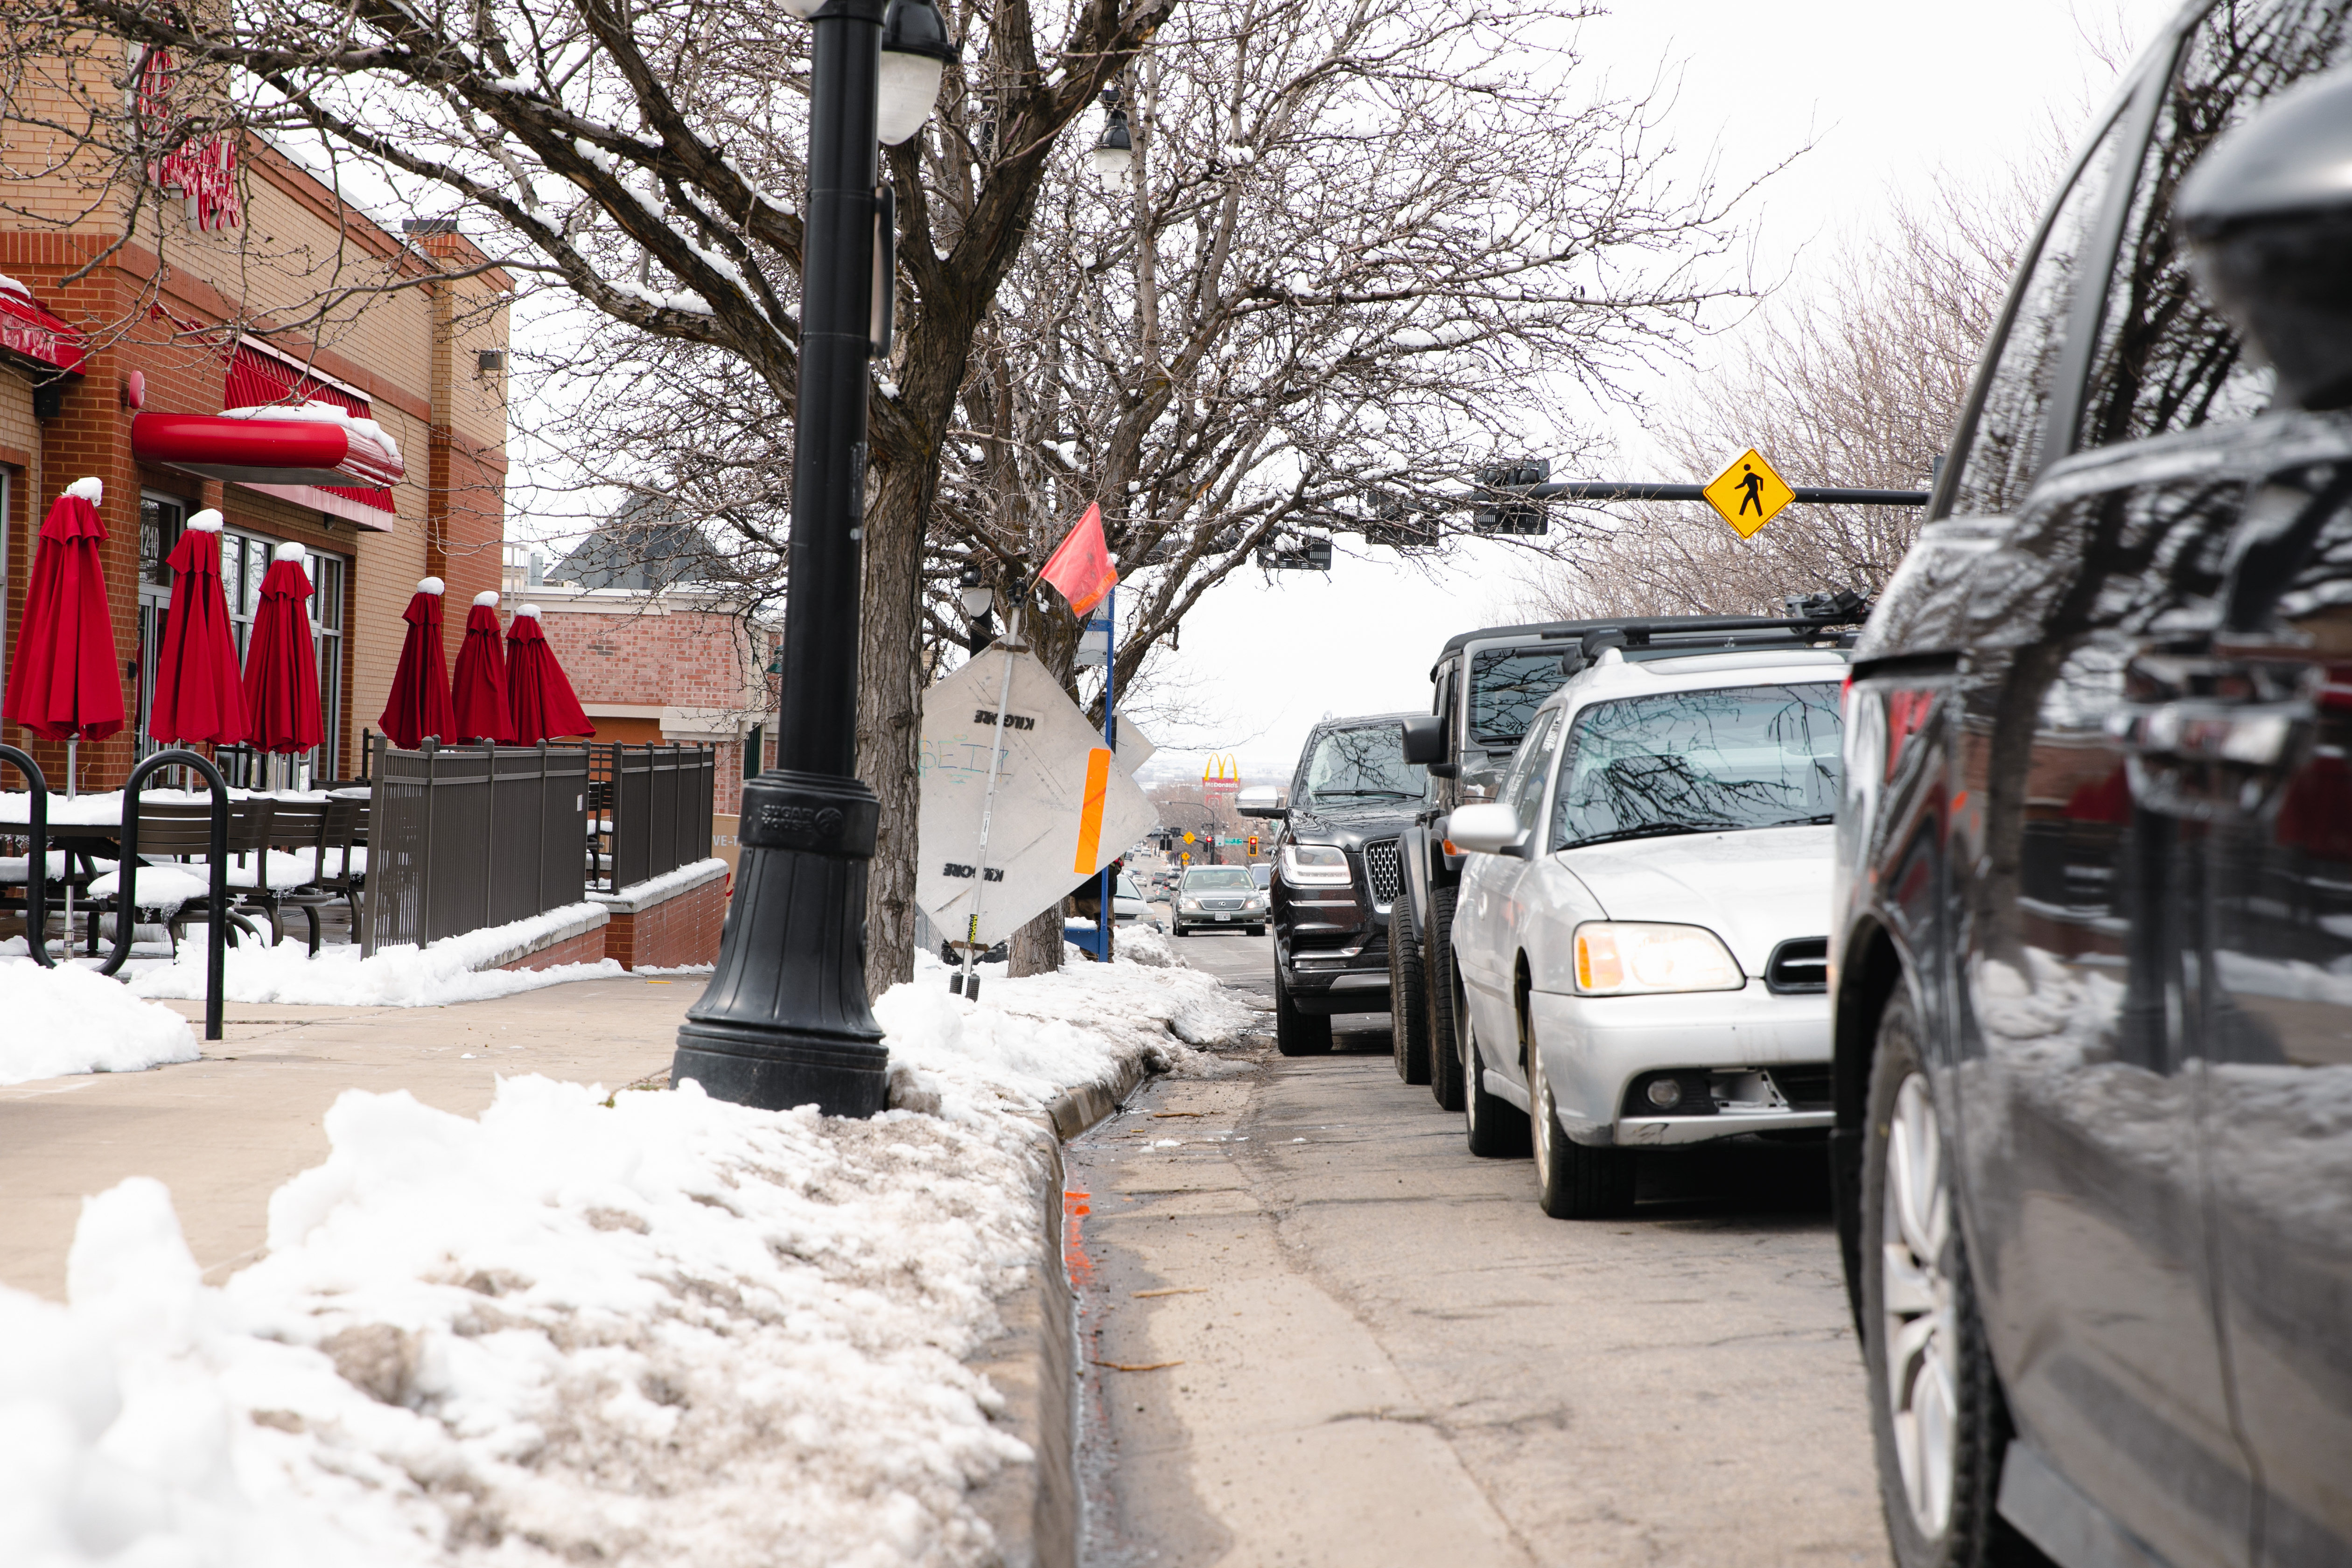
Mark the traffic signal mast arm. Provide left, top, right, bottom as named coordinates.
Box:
left=1529, top=481, right=1931, bottom=506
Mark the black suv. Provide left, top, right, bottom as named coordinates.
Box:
left=1245, top=712, right=1428, bottom=1055
left=1834, top=12, right=2352, bottom=1568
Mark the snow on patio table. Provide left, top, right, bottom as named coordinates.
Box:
left=0, top=947, right=1259, bottom=1565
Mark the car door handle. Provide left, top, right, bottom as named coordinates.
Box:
left=2106, top=700, right=2308, bottom=819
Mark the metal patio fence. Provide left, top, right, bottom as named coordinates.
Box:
left=588, top=743, right=716, bottom=893
left=363, top=739, right=593, bottom=955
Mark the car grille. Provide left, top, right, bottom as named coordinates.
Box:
left=1363, top=839, right=1401, bottom=903
left=1764, top=937, right=1829, bottom=994
left=1201, top=896, right=1245, bottom=910
left=1768, top=1065, right=1834, bottom=1111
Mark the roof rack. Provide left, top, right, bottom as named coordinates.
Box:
left=1432, top=593, right=1870, bottom=666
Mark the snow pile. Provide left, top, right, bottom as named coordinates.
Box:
left=0, top=962, right=198, bottom=1085
left=879, top=947, right=1258, bottom=1119
left=1110, top=923, right=1181, bottom=968
left=127, top=905, right=621, bottom=1008
left=0, top=1078, right=1042, bottom=1567
left=0, top=948, right=1251, bottom=1565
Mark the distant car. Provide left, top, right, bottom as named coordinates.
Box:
left=1113, top=872, right=1151, bottom=926
left=1251, top=862, right=1272, bottom=894
left=1172, top=865, right=1267, bottom=937
left=1446, top=642, right=1848, bottom=1217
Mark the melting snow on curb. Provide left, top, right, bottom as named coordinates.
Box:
left=0, top=950, right=1258, bottom=1565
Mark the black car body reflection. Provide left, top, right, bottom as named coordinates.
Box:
left=1832, top=7, right=2352, bottom=1568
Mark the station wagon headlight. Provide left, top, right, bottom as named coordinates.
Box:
left=1281, top=843, right=1352, bottom=887
left=1573, top=922, right=1744, bottom=995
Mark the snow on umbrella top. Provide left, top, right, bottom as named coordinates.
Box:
left=241, top=541, right=323, bottom=756
left=378, top=576, right=456, bottom=749
left=505, top=602, right=595, bottom=743
left=147, top=509, right=248, bottom=746
left=1, top=477, right=126, bottom=743
left=449, top=590, right=513, bottom=744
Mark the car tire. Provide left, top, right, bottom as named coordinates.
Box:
left=1531, top=1047, right=1634, bottom=1218
left=1427, top=886, right=1464, bottom=1111
left=1461, top=985, right=1530, bottom=1157
left=1390, top=896, right=1431, bottom=1085
left=1274, top=966, right=1331, bottom=1056
left=1862, top=991, right=2035, bottom=1568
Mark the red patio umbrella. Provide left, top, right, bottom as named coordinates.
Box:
left=504, top=603, right=595, bottom=743
left=2, top=479, right=126, bottom=774
left=449, top=590, right=513, bottom=743
left=240, top=541, right=323, bottom=754
left=147, top=509, right=247, bottom=745
left=377, top=576, right=456, bottom=749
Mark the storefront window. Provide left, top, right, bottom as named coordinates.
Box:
left=135, top=492, right=190, bottom=758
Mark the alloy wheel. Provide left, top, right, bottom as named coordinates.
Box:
left=1882, top=1071, right=1958, bottom=1540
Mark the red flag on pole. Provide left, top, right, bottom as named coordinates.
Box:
left=1037, top=502, right=1117, bottom=617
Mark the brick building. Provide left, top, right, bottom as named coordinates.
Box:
left=1, top=51, right=508, bottom=791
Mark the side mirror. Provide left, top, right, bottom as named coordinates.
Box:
left=1446, top=801, right=1529, bottom=859
left=2178, top=69, right=2352, bottom=410
left=1237, top=784, right=1287, bottom=819
left=1399, top=713, right=1447, bottom=766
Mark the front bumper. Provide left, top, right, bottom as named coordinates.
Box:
left=1526, top=984, right=1831, bottom=1148
left=1174, top=906, right=1266, bottom=931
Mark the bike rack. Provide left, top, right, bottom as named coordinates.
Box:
left=98, top=749, right=230, bottom=1042
left=0, top=744, right=53, bottom=970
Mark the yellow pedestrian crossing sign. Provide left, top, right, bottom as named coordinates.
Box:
left=1703, top=448, right=1794, bottom=538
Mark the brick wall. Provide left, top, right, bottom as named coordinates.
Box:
left=605, top=874, right=728, bottom=969
left=497, top=923, right=608, bottom=972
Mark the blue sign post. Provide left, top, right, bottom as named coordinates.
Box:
left=1072, top=587, right=1117, bottom=962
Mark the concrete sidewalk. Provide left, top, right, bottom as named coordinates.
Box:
left=0, top=975, right=693, bottom=1300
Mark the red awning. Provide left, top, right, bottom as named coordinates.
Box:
left=0, top=283, right=86, bottom=376
left=133, top=410, right=404, bottom=490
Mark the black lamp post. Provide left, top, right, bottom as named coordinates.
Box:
left=672, top=0, right=955, bottom=1118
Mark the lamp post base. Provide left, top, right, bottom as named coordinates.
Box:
left=672, top=770, right=888, bottom=1117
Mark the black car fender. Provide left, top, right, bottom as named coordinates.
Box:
left=1398, top=823, right=1434, bottom=935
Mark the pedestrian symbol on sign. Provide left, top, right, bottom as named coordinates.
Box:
left=1701, top=448, right=1794, bottom=539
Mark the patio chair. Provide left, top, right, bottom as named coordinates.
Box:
left=83, top=803, right=265, bottom=956
left=284, top=796, right=368, bottom=953
left=237, top=798, right=327, bottom=948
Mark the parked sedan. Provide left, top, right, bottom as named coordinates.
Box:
left=1446, top=644, right=1846, bottom=1218
left=1171, top=865, right=1266, bottom=936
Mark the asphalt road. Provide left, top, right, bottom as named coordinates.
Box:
left=1069, top=924, right=1888, bottom=1566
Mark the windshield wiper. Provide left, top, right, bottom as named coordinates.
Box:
left=1314, top=789, right=1417, bottom=798
left=1765, top=813, right=1837, bottom=827
left=1560, top=821, right=1736, bottom=850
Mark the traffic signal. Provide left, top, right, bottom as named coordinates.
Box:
left=1254, top=532, right=1334, bottom=571
left=1472, top=459, right=1550, bottom=535
left=1248, top=834, right=1259, bottom=855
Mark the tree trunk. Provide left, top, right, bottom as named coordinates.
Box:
left=1009, top=905, right=1064, bottom=977
left=855, top=456, right=934, bottom=1001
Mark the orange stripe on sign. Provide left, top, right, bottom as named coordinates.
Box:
left=1073, top=747, right=1113, bottom=873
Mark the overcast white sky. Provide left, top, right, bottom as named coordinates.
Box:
left=1122, top=0, right=2183, bottom=786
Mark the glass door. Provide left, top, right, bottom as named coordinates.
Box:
left=136, top=492, right=188, bottom=760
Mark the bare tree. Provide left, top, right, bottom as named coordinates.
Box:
left=510, top=0, right=1772, bottom=984
left=1515, top=173, right=2037, bottom=620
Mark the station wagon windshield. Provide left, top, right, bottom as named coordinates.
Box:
left=1295, top=724, right=1425, bottom=809
left=1551, top=683, right=1842, bottom=849
left=1470, top=648, right=1570, bottom=744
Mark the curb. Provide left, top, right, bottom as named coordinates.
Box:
left=966, top=1050, right=1155, bottom=1568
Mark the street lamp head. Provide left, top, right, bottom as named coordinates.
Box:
left=956, top=566, right=995, bottom=620
left=1092, top=107, right=1134, bottom=188
left=878, top=0, right=957, bottom=146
